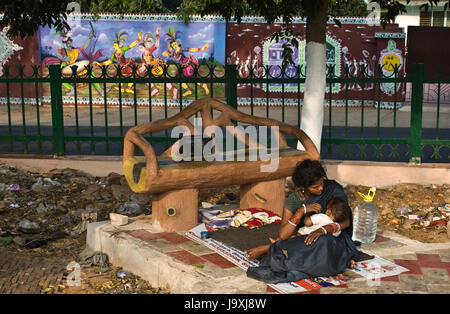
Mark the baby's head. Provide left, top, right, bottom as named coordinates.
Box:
left=325, top=198, right=351, bottom=223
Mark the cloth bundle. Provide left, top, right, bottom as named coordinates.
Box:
left=230, top=208, right=281, bottom=229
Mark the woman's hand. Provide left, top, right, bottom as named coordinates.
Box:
left=304, top=228, right=326, bottom=245
left=305, top=203, right=322, bottom=214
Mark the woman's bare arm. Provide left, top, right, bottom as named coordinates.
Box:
left=278, top=208, right=302, bottom=241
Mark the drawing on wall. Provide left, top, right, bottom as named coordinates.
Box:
left=0, top=27, right=23, bottom=76
left=38, top=16, right=226, bottom=102
left=262, top=36, right=300, bottom=93
left=379, top=39, right=403, bottom=96
left=262, top=35, right=341, bottom=93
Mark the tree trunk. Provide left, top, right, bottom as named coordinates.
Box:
left=297, top=0, right=328, bottom=154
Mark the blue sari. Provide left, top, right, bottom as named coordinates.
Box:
left=247, top=232, right=357, bottom=284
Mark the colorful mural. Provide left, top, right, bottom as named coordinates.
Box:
left=262, top=35, right=341, bottom=93
left=226, top=17, right=406, bottom=108
left=1, top=15, right=406, bottom=108
left=378, top=39, right=403, bottom=96
left=0, top=27, right=23, bottom=76
left=38, top=15, right=226, bottom=102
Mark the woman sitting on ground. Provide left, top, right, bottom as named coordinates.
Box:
left=244, top=159, right=357, bottom=284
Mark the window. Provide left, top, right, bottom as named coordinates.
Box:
left=420, top=11, right=432, bottom=26
left=432, top=11, right=445, bottom=27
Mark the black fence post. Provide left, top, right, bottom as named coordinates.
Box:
left=409, top=63, right=424, bottom=164
left=225, top=64, right=238, bottom=109
left=49, top=65, right=65, bottom=157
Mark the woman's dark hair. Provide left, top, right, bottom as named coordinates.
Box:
left=292, top=159, right=327, bottom=189
left=327, top=198, right=351, bottom=223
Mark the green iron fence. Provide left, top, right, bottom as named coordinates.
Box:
left=0, top=62, right=448, bottom=163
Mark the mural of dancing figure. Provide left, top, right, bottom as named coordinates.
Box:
left=95, top=31, right=142, bottom=94
left=43, top=27, right=106, bottom=96
left=138, top=27, right=178, bottom=100
left=162, top=26, right=210, bottom=97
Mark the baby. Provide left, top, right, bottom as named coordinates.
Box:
left=297, top=198, right=351, bottom=237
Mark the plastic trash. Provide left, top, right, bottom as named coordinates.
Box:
left=201, top=202, right=215, bottom=208
left=439, top=204, right=450, bottom=217
left=18, top=219, right=40, bottom=234
left=395, top=204, right=412, bottom=216
left=352, top=187, right=378, bottom=243
left=117, top=270, right=127, bottom=279
left=118, top=202, right=144, bottom=216
left=200, top=231, right=210, bottom=239
left=7, top=184, right=21, bottom=192
left=31, top=177, right=60, bottom=193
left=36, top=203, right=58, bottom=215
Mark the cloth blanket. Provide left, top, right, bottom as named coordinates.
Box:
left=202, top=207, right=281, bottom=231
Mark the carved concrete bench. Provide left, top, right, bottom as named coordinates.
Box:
left=123, top=98, right=319, bottom=232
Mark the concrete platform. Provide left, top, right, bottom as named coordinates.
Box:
left=86, top=216, right=268, bottom=294
left=86, top=214, right=450, bottom=294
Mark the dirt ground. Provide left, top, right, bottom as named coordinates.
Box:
left=346, top=184, right=449, bottom=243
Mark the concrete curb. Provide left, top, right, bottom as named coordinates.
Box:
left=1, top=155, right=448, bottom=187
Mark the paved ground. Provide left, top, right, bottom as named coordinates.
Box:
left=0, top=248, right=70, bottom=294
left=122, top=229, right=450, bottom=294
left=1, top=103, right=449, bottom=129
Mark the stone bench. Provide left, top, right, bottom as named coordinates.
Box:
left=123, top=98, right=319, bottom=231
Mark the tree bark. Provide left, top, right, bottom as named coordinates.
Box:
left=297, top=0, right=328, bottom=154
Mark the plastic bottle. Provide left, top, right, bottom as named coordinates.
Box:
left=352, top=187, right=378, bottom=243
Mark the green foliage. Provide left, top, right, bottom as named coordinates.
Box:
left=2, top=0, right=449, bottom=40
left=176, top=0, right=368, bottom=23
left=87, top=0, right=171, bottom=15
left=0, top=0, right=72, bottom=38
left=329, top=0, right=368, bottom=17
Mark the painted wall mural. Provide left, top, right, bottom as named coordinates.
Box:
left=1, top=15, right=406, bottom=108
left=38, top=14, right=226, bottom=104
left=378, top=39, right=403, bottom=96
left=226, top=17, right=406, bottom=108
left=261, top=35, right=341, bottom=94
left=0, top=28, right=23, bottom=76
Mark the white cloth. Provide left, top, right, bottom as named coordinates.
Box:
left=297, top=213, right=341, bottom=237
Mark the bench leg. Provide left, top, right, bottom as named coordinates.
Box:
left=240, top=178, right=286, bottom=216
left=152, top=188, right=199, bottom=232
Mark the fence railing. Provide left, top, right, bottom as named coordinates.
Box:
left=0, top=63, right=448, bottom=163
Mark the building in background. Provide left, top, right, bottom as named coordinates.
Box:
left=395, top=0, right=449, bottom=33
